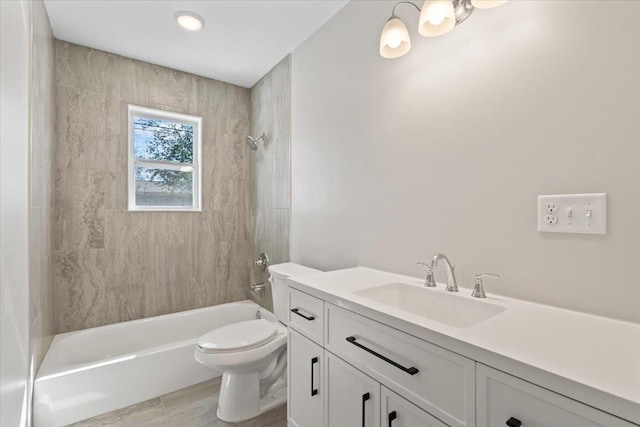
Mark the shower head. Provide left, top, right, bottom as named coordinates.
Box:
left=246, top=136, right=258, bottom=151
left=246, top=133, right=266, bottom=151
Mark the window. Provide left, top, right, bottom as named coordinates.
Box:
left=128, top=105, right=202, bottom=211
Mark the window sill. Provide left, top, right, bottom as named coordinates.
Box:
left=128, top=208, right=203, bottom=213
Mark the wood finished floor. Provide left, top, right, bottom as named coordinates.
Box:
left=68, top=378, right=287, bottom=427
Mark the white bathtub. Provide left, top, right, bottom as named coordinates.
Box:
left=34, top=300, right=272, bottom=427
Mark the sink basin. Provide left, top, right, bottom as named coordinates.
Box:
left=354, top=282, right=505, bottom=328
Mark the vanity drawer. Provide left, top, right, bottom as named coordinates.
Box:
left=288, top=288, right=324, bottom=345
left=477, top=364, right=635, bottom=427
left=326, top=303, right=475, bottom=427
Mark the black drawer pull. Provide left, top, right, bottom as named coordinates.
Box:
left=291, top=308, right=315, bottom=321
left=361, top=392, right=370, bottom=427
left=388, top=411, right=397, bottom=426
left=346, top=336, right=419, bottom=375
left=506, top=417, right=522, bottom=427
left=310, top=357, right=318, bottom=396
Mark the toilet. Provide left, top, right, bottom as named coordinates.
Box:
left=195, top=262, right=320, bottom=423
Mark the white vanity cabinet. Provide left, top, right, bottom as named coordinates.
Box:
left=287, top=287, right=638, bottom=427
left=288, top=289, right=474, bottom=427
left=288, top=328, right=324, bottom=427
left=325, top=304, right=475, bottom=427
left=324, top=349, right=453, bottom=427
left=477, top=364, right=635, bottom=427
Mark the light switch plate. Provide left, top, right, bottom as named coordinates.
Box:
left=538, top=193, right=606, bottom=234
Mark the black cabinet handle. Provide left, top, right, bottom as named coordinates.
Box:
left=361, top=393, right=370, bottom=427
left=388, top=411, right=397, bottom=427
left=291, top=308, right=315, bottom=321
left=310, top=357, right=318, bottom=396
left=506, top=417, right=522, bottom=427
left=346, top=336, right=419, bottom=375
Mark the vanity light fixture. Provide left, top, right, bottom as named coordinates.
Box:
left=419, top=0, right=456, bottom=37
left=175, top=11, right=205, bottom=31
left=379, top=0, right=506, bottom=58
left=380, top=15, right=413, bottom=59
left=471, top=0, right=507, bottom=9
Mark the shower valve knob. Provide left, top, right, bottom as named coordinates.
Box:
left=254, top=252, right=269, bottom=272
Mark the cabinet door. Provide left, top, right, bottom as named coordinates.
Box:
left=381, top=386, right=448, bottom=427
left=288, top=329, right=324, bottom=427
left=326, top=352, right=380, bottom=427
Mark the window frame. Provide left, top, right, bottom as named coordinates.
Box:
left=127, top=104, right=203, bottom=212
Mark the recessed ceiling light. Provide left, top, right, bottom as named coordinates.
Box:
left=175, top=11, right=205, bottom=31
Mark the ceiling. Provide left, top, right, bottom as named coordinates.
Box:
left=44, top=0, right=349, bottom=88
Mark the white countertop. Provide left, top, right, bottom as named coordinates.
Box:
left=288, top=267, right=640, bottom=425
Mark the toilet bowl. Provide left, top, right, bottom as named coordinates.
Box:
left=195, top=262, right=321, bottom=423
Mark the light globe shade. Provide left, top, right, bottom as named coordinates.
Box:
left=470, top=0, right=507, bottom=9
left=379, top=17, right=411, bottom=59
left=175, top=11, right=205, bottom=31
left=419, top=0, right=456, bottom=37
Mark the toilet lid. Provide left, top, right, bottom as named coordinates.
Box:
left=198, top=319, right=278, bottom=353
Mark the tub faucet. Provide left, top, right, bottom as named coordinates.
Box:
left=430, top=254, right=458, bottom=292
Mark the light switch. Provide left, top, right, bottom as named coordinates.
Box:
left=538, top=194, right=606, bottom=234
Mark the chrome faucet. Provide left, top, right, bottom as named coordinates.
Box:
left=430, top=254, right=458, bottom=292
left=471, top=273, right=500, bottom=298
left=417, top=262, right=437, bottom=287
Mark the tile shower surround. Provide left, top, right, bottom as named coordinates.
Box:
left=54, top=41, right=253, bottom=333
left=248, top=56, right=291, bottom=311
left=31, top=0, right=56, bottom=370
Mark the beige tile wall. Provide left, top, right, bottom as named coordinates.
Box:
left=54, top=42, right=252, bottom=333
left=30, top=0, right=55, bottom=370
left=248, top=56, right=291, bottom=310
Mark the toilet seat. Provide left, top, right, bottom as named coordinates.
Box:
left=198, top=319, right=277, bottom=353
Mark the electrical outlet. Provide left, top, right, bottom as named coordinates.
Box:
left=538, top=194, right=606, bottom=234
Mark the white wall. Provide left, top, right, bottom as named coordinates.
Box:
left=1, top=1, right=32, bottom=426
left=291, top=1, right=640, bottom=323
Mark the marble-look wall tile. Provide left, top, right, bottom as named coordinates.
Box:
left=103, top=210, right=150, bottom=285
left=55, top=86, right=108, bottom=171
left=30, top=0, right=55, bottom=372
left=271, top=59, right=291, bottom=140
left=30, top=206, right=44, bottom=317
left=248, top=56, right=291, bottom=310
left=146, top=65, right=199, bottom=115
left=208, top=179, right=250, bottom=242
left=55, top=168, right=106, bottom=250
left=54, top=249, right=106, bottom=332
left=267, top=209, right=290, bottom=266
left=30, top=312, right=51, bottom=383
left=54, top=41, right=252, bottom=332
left=273, top=133, right=291, bottom=210
left=55, top=42, right=124, bottom=96
left=105, top=283, right=145, bottom=324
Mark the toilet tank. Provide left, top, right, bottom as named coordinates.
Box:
left=268, top=263, right=321, bottom=325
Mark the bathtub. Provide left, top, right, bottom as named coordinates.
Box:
left=34, top=300, right=273, bottom=427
